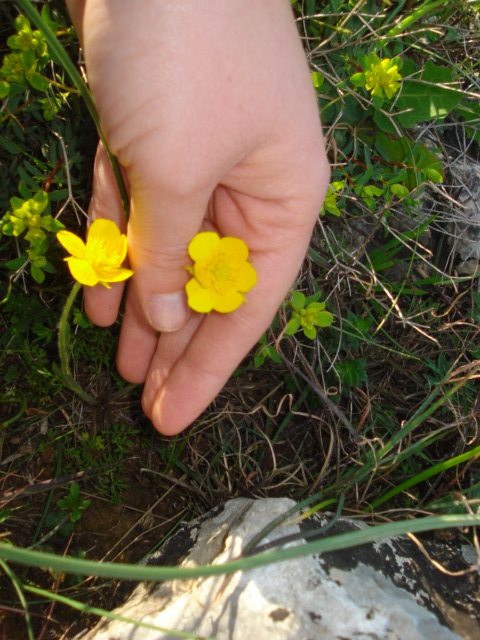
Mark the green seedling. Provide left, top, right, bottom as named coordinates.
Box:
left=56, top=482, right=90, bottom=524
left=285, top=290, right=333, bottom=340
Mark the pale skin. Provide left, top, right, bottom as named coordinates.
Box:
left=65, top=0, right=330, bottom=435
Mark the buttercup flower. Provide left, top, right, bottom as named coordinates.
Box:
left=186, top=231, right=257, bottom=313
left=57, top=218, right=133, bottom=288
left=364, top=57, right=402, bottom=100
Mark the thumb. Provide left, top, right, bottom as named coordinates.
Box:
left=125, top=184, right=210, bottom=333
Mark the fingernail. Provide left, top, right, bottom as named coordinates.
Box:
left=147, top=292, right=189, bottom=332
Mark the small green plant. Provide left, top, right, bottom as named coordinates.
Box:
left=56, top=482, right=91, bottom=524
left=253, top=332, right=283, bottom=367
left=66, top=423, right=139, bottom=504
left=320, top=180, right=345, bottom=217
left=0, top=13, right=50, bottom=97
left=350, top=52, right=403, bottom=107
left=42, top=482, right=91, bottom=540
left=2, top=190, right=64, bottom=283
left=336, top=357, right=368, bottom=389
left=285, top=291, right=333, bottom=340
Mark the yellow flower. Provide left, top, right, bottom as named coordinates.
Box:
left=186, top=232, right=257, bottom=313
left=365, top=58, right=402, bottom=100
left=57, top=219, right=133, bottom=288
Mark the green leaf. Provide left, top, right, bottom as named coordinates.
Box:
left=421, top=60, right=454, bottom=84
left=21, top=49, right=35, bottom=70
left=0, top=81, right=10, bottom=99
left=305, top=290, right=324, bottom=305
left=71, top=508, right=82, bottom=523
left=350, top=72, right=366, bottom=87
left=315, top=311, right=334, bottom=327
left=266, top=347, right=282, bottom=364
left=290, top=291, right=306, bottom=312
left=5, top=255, right=28, bottom=270
left=372, top=94, right=384, bottom=110
left=42, top=261, right=57, bottom=275
left=390, top=183, right=409, bottom=198
left=285, top=316, right=301, bottom=336
left=362, top=185, right=383, bottom=198
left=311, top=71, right=324, bottom=89
left=41, top=4, right=59, bottom=33
left=31, top=264, right=45, bottom=283
left=18, top=182, right=33, bottom=200
left=0, top=135, right=23, bottom=155
left=396, top=62, right=462, bottom=127
left=324, top=203, right=341, bottom=216
left=254, top=355, right=265, bottom=368
left=303, top=326, right=316, bottom=340
left=70, top=482, right=79, bottom=501
left=1, top=222, right=14, bottom=237
left=49, top=218, right=65, bottom=232
left=375, top=132, right=443, bottom=189
left=373, top=109, right=397, bottom=134
left=48, top=189, right=70, bottom=202
left=28, top=72, right=49, bottom=92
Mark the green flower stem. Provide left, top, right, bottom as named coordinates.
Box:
left=58, top=281, right=95, bottom=405
left=15, top=0, right=130, bottom=218
left=47, top=78, right=79, bottom=93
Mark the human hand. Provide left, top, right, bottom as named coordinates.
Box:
left=65, top=0, right=330, bottom=435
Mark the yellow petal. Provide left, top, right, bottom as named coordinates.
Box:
left=101, top=233, right=128, bottom=265
left=95, top=265, right=134, bottom=283
left=188, top=232, right=220, bottom=263
left=87, top=219, right=128, bottom=264
left=233, top=261, right=257, bottom=292
left=66, top=257, right=99, bottom=286
left=212, top=290, right=244, bottom=313
left=186, top=278, right=214, bottom=313
left=219, top=236, right=249, bottom=262
left=88, top=218, right=122, bottom=242
left=57, top=230, right=86, bottom=259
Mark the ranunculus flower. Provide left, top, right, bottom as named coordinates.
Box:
left=186, top=231, right=257, bottom=313
left=57, top=218, right=133, bottom=288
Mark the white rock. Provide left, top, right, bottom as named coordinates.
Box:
left=83, top=497, right=478, bottom=640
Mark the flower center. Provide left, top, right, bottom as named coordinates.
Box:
left=195, top=255, right=235, bottom=293
left=375, top=68, right=392, bottom=89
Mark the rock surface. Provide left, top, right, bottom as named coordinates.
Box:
left=84, top=497, right=480, bottom=640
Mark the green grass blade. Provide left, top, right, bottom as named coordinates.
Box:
left=1, top=514, right=479, bottom=582
left=23, top=585, right=213, bottom=639
left=370, top=444, right=480, bottom=510
left=0, top=559, right=34, bottom=640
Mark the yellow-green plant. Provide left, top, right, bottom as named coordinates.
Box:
left=2, top=191, right=64, bottom=283
left=351, top=53, right=403, bottom=106
left=285, top=291, right=333, bottom=340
